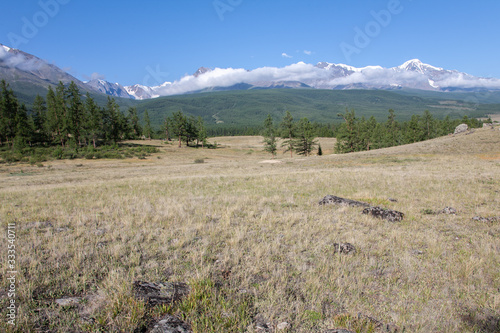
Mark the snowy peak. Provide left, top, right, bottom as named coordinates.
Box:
left=1, top=43, right=11, bottom=52
left=85, top=79, right=132, bottom=99
left=193, top=67, right=212, bottom=77
left=396, top=59, right=444, bottom=74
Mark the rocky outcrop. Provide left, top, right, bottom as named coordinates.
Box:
left=362, top=206, right=404, bottom=222
left=133, top=281, right=190, bottom=306
left=333, top=243, right=356, bottom=254
left=454, top=123, right=468, bottom=134
left=319, top=195, right=370, bottom=207
left=150, top=315, right=192, bottom=333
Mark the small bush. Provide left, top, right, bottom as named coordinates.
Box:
left=194, top=158, right=204, bottom=164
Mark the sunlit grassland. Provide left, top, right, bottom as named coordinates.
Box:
left=0, top=131, right=499, bottom=332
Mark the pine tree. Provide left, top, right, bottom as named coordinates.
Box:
left=262, top=114, right=277, bottom=157
left=13, top=104, right=31, bottom=149
left=103, top=97, right=121, bottom=144
left=335, top=109, right=359, bottom=153
left=0, top=80, right=19, bottom=147
left=143, top=109, right=152, bottom=140
left=293, top=117, right=317, bottom=156
left=168, top=111, right=187, bottom=147
left=32, top=94, right=47, bottom=144
left=127, top=107, right=142, bottom=139
left=280, top=111, right=295, bottom=157
left=196, top=116, right=207, bottom=147
left=66, top=82, right=84, bottom=147
left=84, top=93, right=102, bottom=148
left=317, top=144, right=323, bottom=156
left=54, top=82, right=68, bottom=147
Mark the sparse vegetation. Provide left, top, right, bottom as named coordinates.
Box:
left=0, top=124, right=499, bottom=332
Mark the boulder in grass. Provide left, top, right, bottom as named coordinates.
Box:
left=454, top=123, right=468, bottom=134
left=150, top=315, right=192, bottom=333
left=362, top=206, right=404, bottom=222
left=439, top=207, right=457, bottom=215
left=333, top=243, right=356, bottom=254
left=319, top=195, right=370, bottom=207
left=133, top=281, right=189, bottom=306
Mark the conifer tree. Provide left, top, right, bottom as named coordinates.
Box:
left=84, top=93, right=102, bottom=148
left=143, top=109, right=152, bottom=140
left=13, top=104, right=31, bottom=149
left=66, top=82, right=84, bottom=147
left=32, top=94, right=48, bottom=144
left=169, top=111, right=187, bottom=147
left=103, top=97, right=121, bottom=144
left=280, top=111, right=295, bottom=157
left=196, top=116, right=207, bottom=147
left=127, top=107, right=142, bottom=139
left=0, top=80, right=19, bottom=147
left=262, top=114, right=277, bottom=157
left=293, top=117, right=317, bottom=156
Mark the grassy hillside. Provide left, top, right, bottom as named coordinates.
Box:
left=1, top=127, right=499, bottom=332
left=135, top=89, right=500, bottom=128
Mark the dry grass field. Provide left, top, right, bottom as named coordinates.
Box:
left=0, top=129, right=499, bottom=332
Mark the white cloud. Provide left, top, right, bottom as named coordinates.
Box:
left=304, top=50, right=312, bottom=55
left=147, top=62, right=500, bottom=97
left=281, top=52, right=293, bottom=58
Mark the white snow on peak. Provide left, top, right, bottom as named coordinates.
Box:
left=398, top=59, right=443, bottom=73
left=1, top=44, right=11, bottom=52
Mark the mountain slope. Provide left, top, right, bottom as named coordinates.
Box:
left=135, top=88, right=500, bottom=128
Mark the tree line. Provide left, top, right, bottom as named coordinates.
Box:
left=0, top=80, right=147, bottom=150
left=335, top=108, right=484, bottom=153
left=262, top=111, right=321, bottom=157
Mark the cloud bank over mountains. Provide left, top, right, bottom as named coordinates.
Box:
left=126, top=60, right=500, bottom=99
left=2, top=42, right=500, bottom=100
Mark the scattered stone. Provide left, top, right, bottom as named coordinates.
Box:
left=472, top=216, right=499, bottom=223
left=388, top=198, right=398, bottom=202
left=150, top=315, right=192, bottom=333
left=55, top=297, right=82, bottom=307
left=276, top=322, right=291, bottom=330
left=133, top=281, right=189, bottom=306
left=55, top=227, right=70, bottom=233
left=454, top=123, right=469, bottom=134
left=362, top=206, right=404, bottom=222
left=411, top=249, right=424, bottom=255
left=319, top=195, right=370, bottom=207
left=439, top=207, right=457, bottom=215
left=96, top=242, right=107, bottom=249
left=333, top=243, right=356, bottom=254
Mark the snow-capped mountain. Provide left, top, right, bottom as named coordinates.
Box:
left=85, top=79, right=132, bottom=99
left=0, top=42, right=92, bottom=93
left=2, top=42, right=500, bottom=100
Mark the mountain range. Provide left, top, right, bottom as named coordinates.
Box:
left=1, top=42, right=500, bottom=101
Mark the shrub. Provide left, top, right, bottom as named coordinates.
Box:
left=194, top=158, right=204, bottom=164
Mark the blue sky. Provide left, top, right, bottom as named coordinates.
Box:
left=1, top=0, right=499, bottom=86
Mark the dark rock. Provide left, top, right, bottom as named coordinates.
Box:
left=439, top=207, right=457, bottom=215
left=319, top=195, right=370, bottom=207
left=362, top=206, right=404, bottom=222
left=133, top=281, right=189, bottom=306
left=150, top=315, right=192, bottom=333
left=388, top=198, right=398, bottom=202
left=472, top=216, right=499, bottom=223
left=333, top=243, right=356, bottom=254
